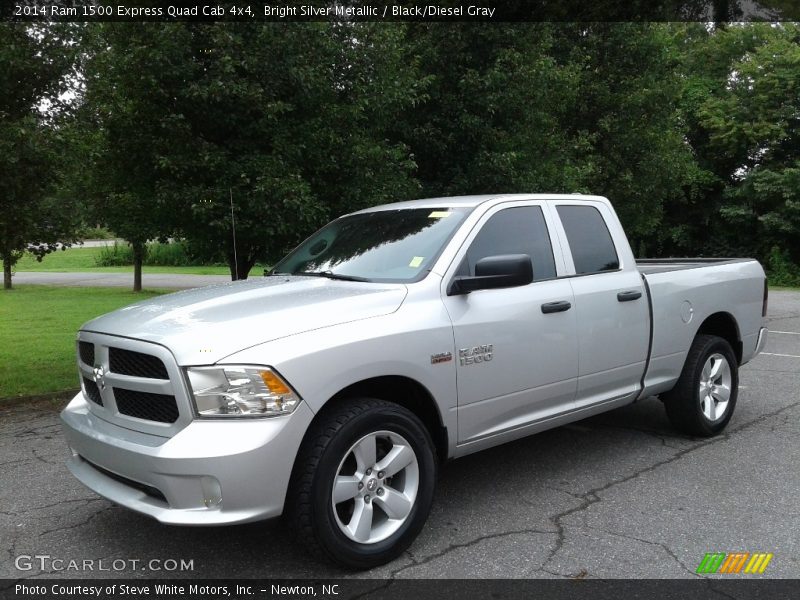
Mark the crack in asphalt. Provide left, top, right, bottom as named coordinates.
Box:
left=544, top=486, right=586, bottom=501
left=11, top=424, right=61, bottom=440
left=0, top=497, right=104, bottom=518
left=1, top=523, right=26, bottom=579
left=37, top=504, right=116, bottom=538
left=540, top=399, right=800, bottom=572
left=31, top=446, right=62, bottom=466
left=593, top=422, right=690, bottom=450
left=586, top=525, right=700, bottom=577
left=388, top=527, right=558, bottom=579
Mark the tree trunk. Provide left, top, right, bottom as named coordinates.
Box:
left=3, top=255, right=12, bottom=290
left=713, top=0, right=730, bottom=26
left=132, top=241, right=144, bottom=292
left=228, top=255, right=256, bottom=281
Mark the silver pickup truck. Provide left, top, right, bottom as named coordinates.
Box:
left=61, top=194, right=768, bottom=568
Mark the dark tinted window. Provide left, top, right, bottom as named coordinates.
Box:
left=557, top=205, right=620, bottom=274
left=462, top=206, right=556, bottom=281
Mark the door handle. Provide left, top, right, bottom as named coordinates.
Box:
left=541, top=300, right=572, bottom=314
left=617, top=290, right=643, bottom=302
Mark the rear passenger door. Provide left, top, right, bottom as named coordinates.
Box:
left=442, top=202, right=579, bottom=444
left=551, top=202, right=650, bottom=409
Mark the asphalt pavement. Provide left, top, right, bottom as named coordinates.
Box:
left=1, top=291, right=798, bottom=580
left=12, top=272, right=230, bottom=289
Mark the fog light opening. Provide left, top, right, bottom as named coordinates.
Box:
left=200, top=476, right=222, bottom=508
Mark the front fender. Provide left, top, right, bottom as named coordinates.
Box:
left=222, top=308, right=458, bottom=457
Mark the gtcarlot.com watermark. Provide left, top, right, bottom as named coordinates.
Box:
left=15, top=554, right=194, bottom=572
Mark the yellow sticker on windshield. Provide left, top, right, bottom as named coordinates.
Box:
left=428, top=211, right=451, bottom=218
left=409, top=256, right=424, bottom=268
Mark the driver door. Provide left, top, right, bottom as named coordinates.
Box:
left=441, top=202, right=579, bottom=444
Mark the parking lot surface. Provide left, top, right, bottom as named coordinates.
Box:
left=1, top=291, right=798, bottom=580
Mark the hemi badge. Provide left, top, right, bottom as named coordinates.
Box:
left=431, top=352, right=453, bottom=365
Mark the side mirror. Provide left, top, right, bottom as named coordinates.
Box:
left=448, top=254, right=533, bottom=296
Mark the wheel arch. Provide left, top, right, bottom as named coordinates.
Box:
left=312, top=375, right=449, bottom=465
left=695, top=311, right=742, bottom=364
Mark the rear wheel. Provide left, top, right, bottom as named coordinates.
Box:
left=663, top=334, right=738, bottom=436
left=287, top=398, right=436, bottom=569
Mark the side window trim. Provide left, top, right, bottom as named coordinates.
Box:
left=542, top=201, right=572, bottom=277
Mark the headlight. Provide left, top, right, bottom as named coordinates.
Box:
left=186, top=366, right=301, bottom=418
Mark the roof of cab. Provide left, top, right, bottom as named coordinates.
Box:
left=351, top=193, right=609, bottom=214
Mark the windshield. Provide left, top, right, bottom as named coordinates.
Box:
left=272, top=207, right=472, bottom=283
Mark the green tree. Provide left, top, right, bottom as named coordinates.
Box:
left=698, top=24, right=800, bottom=263
left=398, top=24, right=586, bottom=197
left=397, top=24, right=694, bottom=256
left=664, top=23, right=775, bottom=257
left=555, top=23, right=696, bottom=256
left=0, top=23, right=79, bottom=289
left=80, top=24, right=188, bottom=291
left=84, top=23, right=421, bottom=281
left=165, top=23, right=423, bottom=277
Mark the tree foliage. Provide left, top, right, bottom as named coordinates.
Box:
left=13, top=21, right=800, bottom=289
left=81, top=22, right=421, bottom=283
left=398, top=24, right=586, bottom=196
left=698, top=24, right=800, bottom=262
left=0, top=23, right=79, bottom=289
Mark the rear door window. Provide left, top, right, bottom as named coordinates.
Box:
left=556, top=205, right=620, bottom=274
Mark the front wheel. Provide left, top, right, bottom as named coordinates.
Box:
left=662, top=334, right=739, bottom=437
left=287, top=398, right=436, bottom=569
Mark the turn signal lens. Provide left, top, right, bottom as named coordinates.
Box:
left=260, top=370, right=292, bottom=395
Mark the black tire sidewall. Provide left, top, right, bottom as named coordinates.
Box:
left=689, top=338, right=739, bottom=434
left=310, top=403, right=436, bottom=568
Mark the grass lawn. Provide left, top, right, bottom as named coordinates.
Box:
left=15, top=246, right=265, bottom=276
left=0, top=285, right=170, bottom=399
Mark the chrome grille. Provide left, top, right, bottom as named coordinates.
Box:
left=109, top=347, right=169, bottom=379
left=113, top=388, right=179, bottom=423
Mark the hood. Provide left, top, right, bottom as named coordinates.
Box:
left=82, top=276, right=408, bottom=365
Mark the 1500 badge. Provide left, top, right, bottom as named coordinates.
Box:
left=459, top=344, right=493, bottom=366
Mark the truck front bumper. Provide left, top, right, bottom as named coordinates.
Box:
left=60, top=393, right=314, bottom=525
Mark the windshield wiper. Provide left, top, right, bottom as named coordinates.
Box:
left=297, top=270, right=371, bottom=282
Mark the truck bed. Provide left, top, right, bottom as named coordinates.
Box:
left=636, top=257, right=764, bottom=398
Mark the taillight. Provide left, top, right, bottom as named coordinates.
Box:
left=762, top=278, right=769, bottom=317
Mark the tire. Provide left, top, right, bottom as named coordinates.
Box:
left=287, top=398, right=437, bottom=569
left=662, top=334, right=739, bottom=437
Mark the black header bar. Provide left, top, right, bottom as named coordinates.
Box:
left=3, top=579, right=800, bottom=600
left=3, top=0, right=800, bottom=22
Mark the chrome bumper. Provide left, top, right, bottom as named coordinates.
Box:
left=60, top=393, right=314, bottom=525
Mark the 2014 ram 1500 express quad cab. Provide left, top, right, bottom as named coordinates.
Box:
left=61, top=194, right=769, bottom=568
